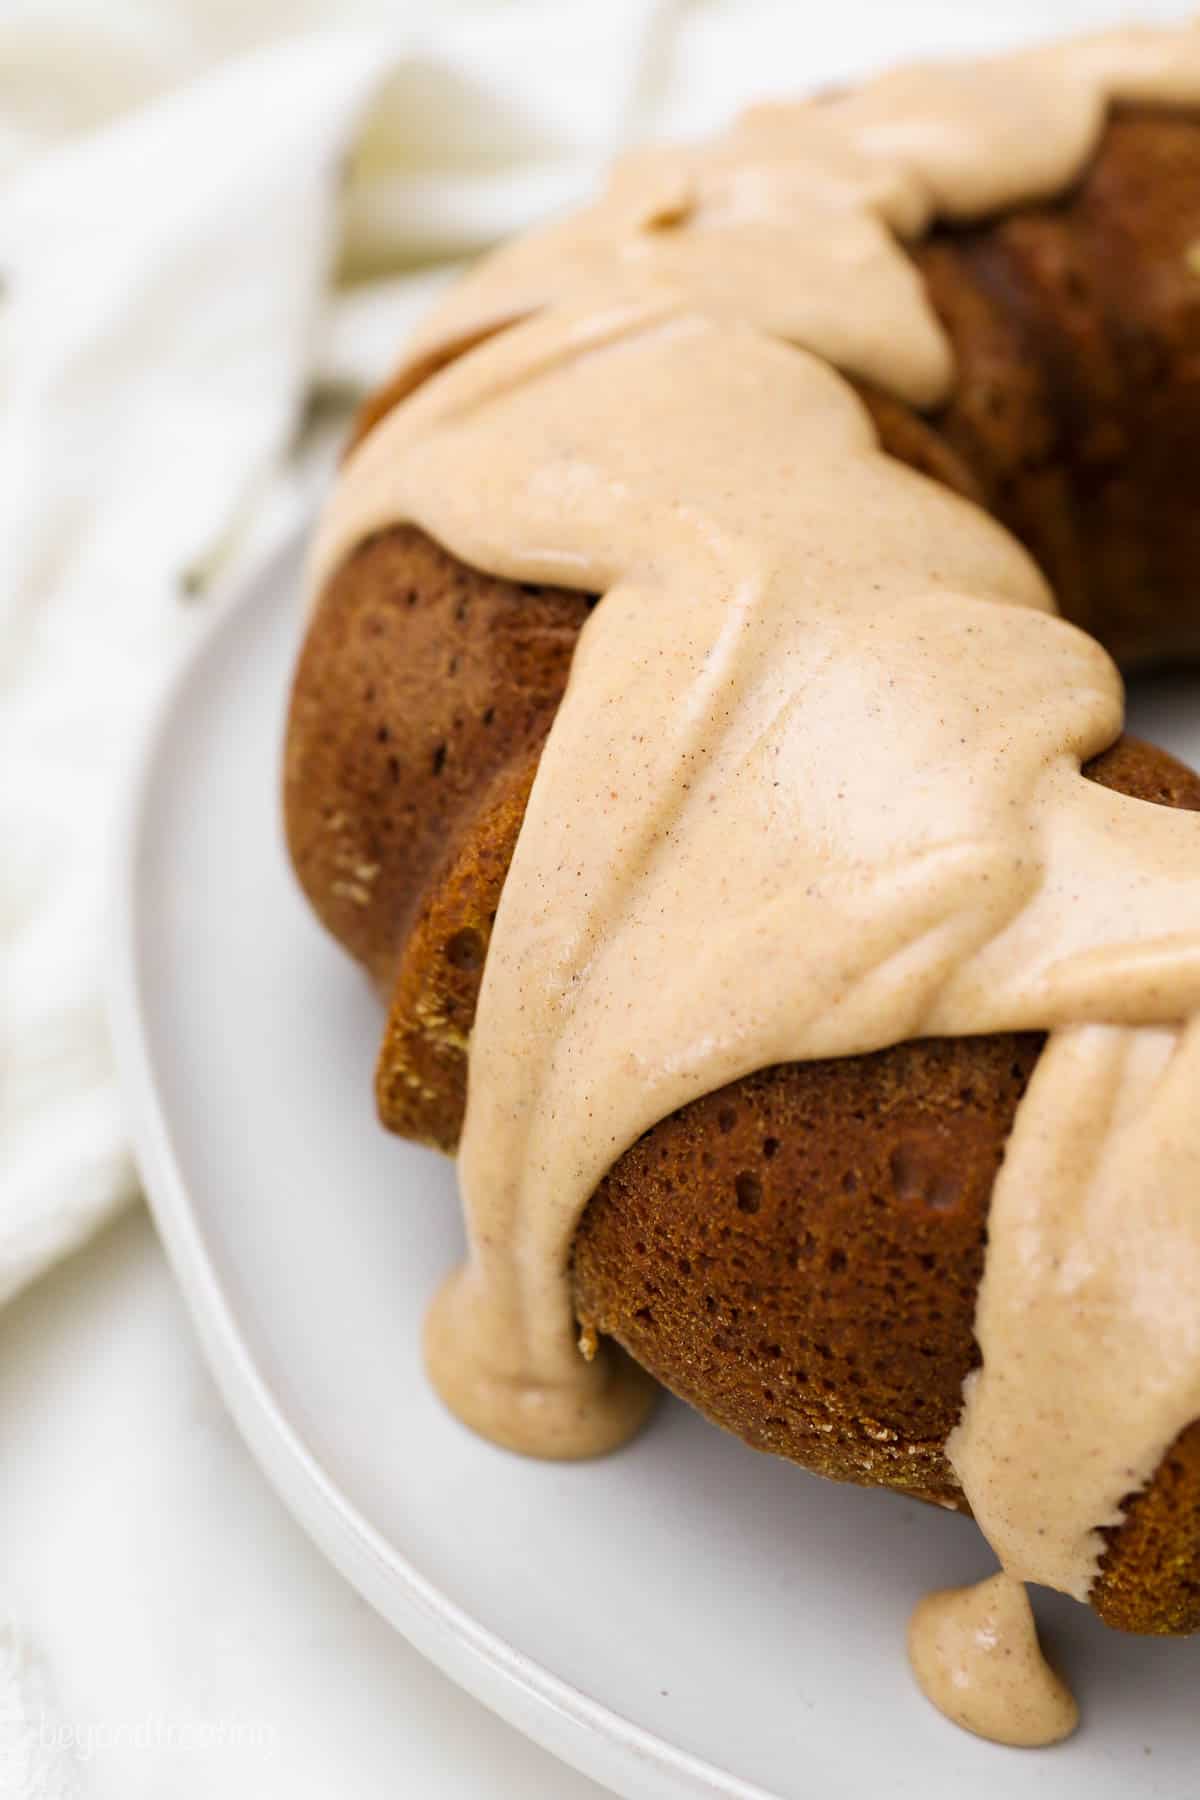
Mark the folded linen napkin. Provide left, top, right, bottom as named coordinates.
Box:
left=0, top=0, right=676, bottom=1313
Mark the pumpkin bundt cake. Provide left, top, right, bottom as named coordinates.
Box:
left=285, top=26, right=1200, bottom=1742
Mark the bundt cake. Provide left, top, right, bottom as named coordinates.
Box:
left=285, top=25, right=1200, bottom=1744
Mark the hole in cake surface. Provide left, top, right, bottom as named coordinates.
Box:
left=927, top=1172, right=961, bottom=1211
left=445, top=927, right=484, bottom=971
left=887, top=1141, right=963, bottom=1211
left=889, top=1141, right=960, bottom=1206
left=735, top=1172, right=763, bottom=1214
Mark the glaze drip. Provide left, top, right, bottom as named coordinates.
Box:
left=909, top=1574, right=1078, bottom=1748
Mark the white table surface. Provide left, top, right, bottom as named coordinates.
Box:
left=0, top=1208, right=606, bottom=1797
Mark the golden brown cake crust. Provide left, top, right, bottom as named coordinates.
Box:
left=284, top=530, right=588, bottom=998
left=285, top=524, right=1200, bottom=1635
left=915, top=105, right=1200, bottom=671
left=283, top=108, right=1200, bottom=1634
left=575, top=730, right=1200, bottom=1639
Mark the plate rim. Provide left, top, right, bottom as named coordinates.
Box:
left=104, top=527, right=781, bottom=1800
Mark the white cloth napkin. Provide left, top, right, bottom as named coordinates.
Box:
left=0, top=0, right=680, bottom=1312
left=0, top=3, right=1191, bottom=1795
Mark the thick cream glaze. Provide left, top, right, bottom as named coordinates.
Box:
left=909, top=1574, right=1078, bottom=1747
left=309, top=24, right=1200, bottom=1746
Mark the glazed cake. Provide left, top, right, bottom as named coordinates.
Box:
left=287, top=24, right=1200, bottom=1743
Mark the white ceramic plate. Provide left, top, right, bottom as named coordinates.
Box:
left=109, top=531, right=1200, bottom=1800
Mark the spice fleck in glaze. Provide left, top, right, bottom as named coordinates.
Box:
left=305, top=25, right=1200, bottom=1745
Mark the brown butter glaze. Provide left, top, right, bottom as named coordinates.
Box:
left=285, top=547, right=1200, bottom=1570
left=299, top=26, right=1200, bottom=1745
left=909, top=1574, right=1078, bottom=1747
